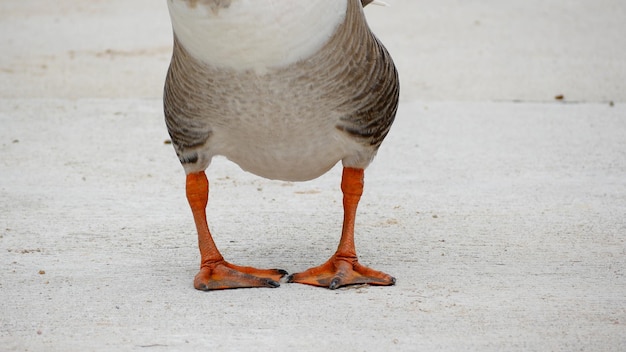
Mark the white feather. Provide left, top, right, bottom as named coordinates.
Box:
left=167, top=0, right=348, bottom=74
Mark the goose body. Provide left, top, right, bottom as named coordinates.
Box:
left=164, top=0, right=399, bottom=290
left=165, top=0, right=398, bottom=181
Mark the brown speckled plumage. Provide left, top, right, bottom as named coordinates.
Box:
left=184, top=0, right=232, bottom=12
left=164, top=0, right=399, bottom=180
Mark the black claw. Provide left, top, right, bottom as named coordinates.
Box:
left=390, top=277, right=397, bottom=285
left=329, top=278, right=341, bottom=290
left=266, top=279, right=281, bottom=288
left=277, top=269, right=289, bottom=277
left=286, top=274, right=295, bottom=283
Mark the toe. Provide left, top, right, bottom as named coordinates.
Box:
left=194, top=262, right=285, bottom=290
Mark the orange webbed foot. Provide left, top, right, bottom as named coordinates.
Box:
left=287, top=255, right=396, bottom=290
left=194, top=261, right=288, bottom=291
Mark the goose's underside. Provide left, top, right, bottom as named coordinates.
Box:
left=165, top=41, right=381, bottom=182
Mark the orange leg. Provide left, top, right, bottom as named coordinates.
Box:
left=288, top=167, right=396, bottom=289
left=186, top=171, right=287, bottom=290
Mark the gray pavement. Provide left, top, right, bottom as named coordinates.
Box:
left=1, top=1, right=626, bottom=351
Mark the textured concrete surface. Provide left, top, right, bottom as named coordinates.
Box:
left=1, top=1, right=626, bottom=351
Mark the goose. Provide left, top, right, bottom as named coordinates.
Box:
left=164, top=0, right=399, bottom=290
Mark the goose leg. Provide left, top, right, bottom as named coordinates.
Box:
left=288, top=167, right=396, bottom=289
left=186, top=171, right=287, bottom=290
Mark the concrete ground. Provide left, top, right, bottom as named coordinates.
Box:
left=1, top=0, right=625, bottom=351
